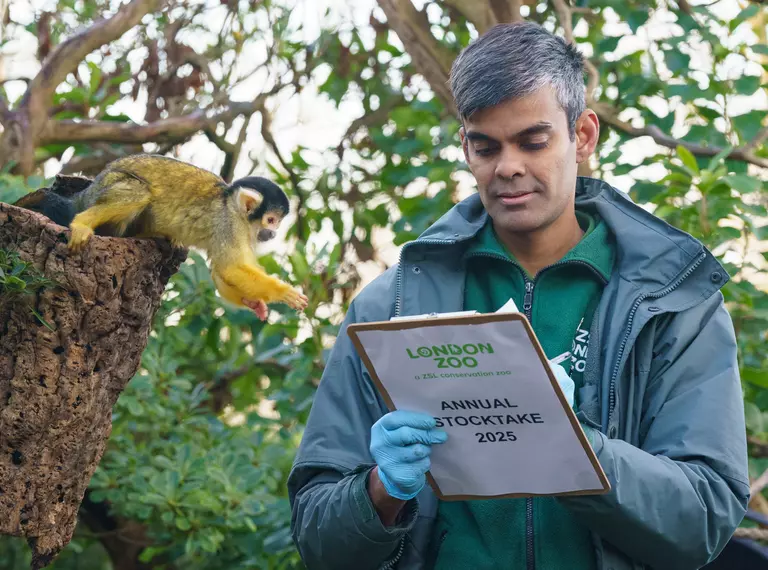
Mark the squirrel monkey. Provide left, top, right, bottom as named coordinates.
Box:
left=18, top=154, right=308, bottom=318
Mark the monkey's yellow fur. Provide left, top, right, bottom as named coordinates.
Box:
left=67, top=155, right=307, bottom=312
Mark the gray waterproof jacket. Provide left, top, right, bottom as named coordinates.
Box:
left=287, top=177, right=750, bottom=570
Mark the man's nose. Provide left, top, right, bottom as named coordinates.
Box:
left=495, top=146, right=526, bottom=179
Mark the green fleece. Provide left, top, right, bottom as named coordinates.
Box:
left=430, top=208, right=616, bottom=570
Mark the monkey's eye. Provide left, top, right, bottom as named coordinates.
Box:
left=267, top=216, right=276, bottom=225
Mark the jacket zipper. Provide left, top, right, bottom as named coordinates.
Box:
left=380, top=535, right=406, bottom=570
left=472, top=252, right=536, bottom=569
left=467, top=253, right=608, bottom=570
left=391, top=244, right=617, bottom=570
left=386, top=238, right=456, bottom=570
left=523, top=277, right=535, bottom=570
left=606, top=251, right=707, bottom=433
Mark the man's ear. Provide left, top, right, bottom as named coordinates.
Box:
left=459, top=125, right=470, bottom=163
left=236, top=187, right=263, bottom=215
left=575, top=110, right=600, bottom=164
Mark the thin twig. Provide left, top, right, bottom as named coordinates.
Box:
left=0, top=92, right=10, bottom=123
left=551, top=0, right=600, bottom=100
left=752, top=467, right=768, bottom=497
left=749, top=436, right=768, bottom=458
left=551, top=0, right=573, bottom=42
left=337, top=94, right=406, bottom=159
left=743, top=127, right=768, bottom=153
left=734, top=527, right=768, bottom=541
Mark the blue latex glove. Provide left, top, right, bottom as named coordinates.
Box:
left=370, top=410, right=448, bottom=500
left=550, top=361, right=575, bottom=408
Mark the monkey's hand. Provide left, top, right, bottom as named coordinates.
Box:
left=214, top=263, right=308, bottom=311
left=68, top=221, right=95, bottom=252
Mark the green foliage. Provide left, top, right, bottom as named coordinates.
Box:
left=0, top=0, right=766, bottom=567
left=0, top=250, right=52, bottom=297
left=80, top=250, right=333, bottom=569
left=0, top=249, right=56, bottom=330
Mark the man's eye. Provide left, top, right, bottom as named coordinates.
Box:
left=473, top=145, right=497, bottom=156
left=521, top=140, right=549, bottom=151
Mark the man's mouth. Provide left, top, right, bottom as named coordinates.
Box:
left=496, top=190, right=535, bottom=206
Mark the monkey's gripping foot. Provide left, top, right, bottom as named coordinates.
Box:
left=243, top=298, right=269, bottom=321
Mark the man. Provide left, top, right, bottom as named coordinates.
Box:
left=287, top=21, right=750, bottom=570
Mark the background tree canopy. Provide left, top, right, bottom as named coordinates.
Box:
left=0, top=0, right=766, bottom=568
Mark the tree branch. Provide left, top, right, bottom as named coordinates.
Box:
left=79, top=491, right=154, bottom=570
left=22, top=0, right=166, bottom=110
left=442, top=0, right=522, bottom=31
left=733, top=527, right=768, bottom=541
left=551, top=0, right=600, bottom=100
left=550, top=0, right=766, bottom=168
left=206, top=114, right=252, bottom=182
left=551, top=0, right=574, bottom=42
left=337, top=94, right=407, bottom=159
left=743, top=126, right=768, bottom=153
left=0, top=92, right=9, bottom=124
left=752, top=467, right=768, bottom=498
left=205, top=358, right=323, bottom=413
left=15, top=0, right=170, bottom=174
left=491, top=0, right=524, bottom=23
left=39, top=89, right=280, bottom=145
left=376, top=0, right=458, bottom=115
left=749, top=436, right=768, bottom=458
left=204, top=127, right=236, bottom=152
left=378, top=0, right=765, bottom=171
left=442, top=0, right=497, bottom=33
left=593, top=102, right=768, bottom=169
left=260, top=105, right=307, bottom=241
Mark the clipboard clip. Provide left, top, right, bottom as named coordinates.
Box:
left=390, top=310, right=479, bottom=322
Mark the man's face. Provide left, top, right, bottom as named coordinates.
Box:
left=460, top=86, right=597, bottom=236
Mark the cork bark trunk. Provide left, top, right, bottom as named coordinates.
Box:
left=0, top=202, right=186, bottom=569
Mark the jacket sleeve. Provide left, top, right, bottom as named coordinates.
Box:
left=287, top=296, right=418, bottom=570
left=561, top=293, right=751, bottom=570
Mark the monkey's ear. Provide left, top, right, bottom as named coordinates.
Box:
left=235, top=187, right=263, bottom=215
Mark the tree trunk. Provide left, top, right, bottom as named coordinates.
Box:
left=0, top=202, right=186, bottom=569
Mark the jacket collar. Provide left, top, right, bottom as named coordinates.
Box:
left=462, top=208, right=615, bottom=283
left=401, top=176, right=728, bottom=297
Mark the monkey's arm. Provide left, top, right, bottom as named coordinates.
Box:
left=211, top=261, right=308, bottom=311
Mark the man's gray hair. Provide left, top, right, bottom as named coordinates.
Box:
left=449, top=22, right=586, bottom=139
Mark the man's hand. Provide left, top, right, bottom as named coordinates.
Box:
left=369, top=410, right=448, bottom=501
left=549, top=361, right=575, bottom=408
